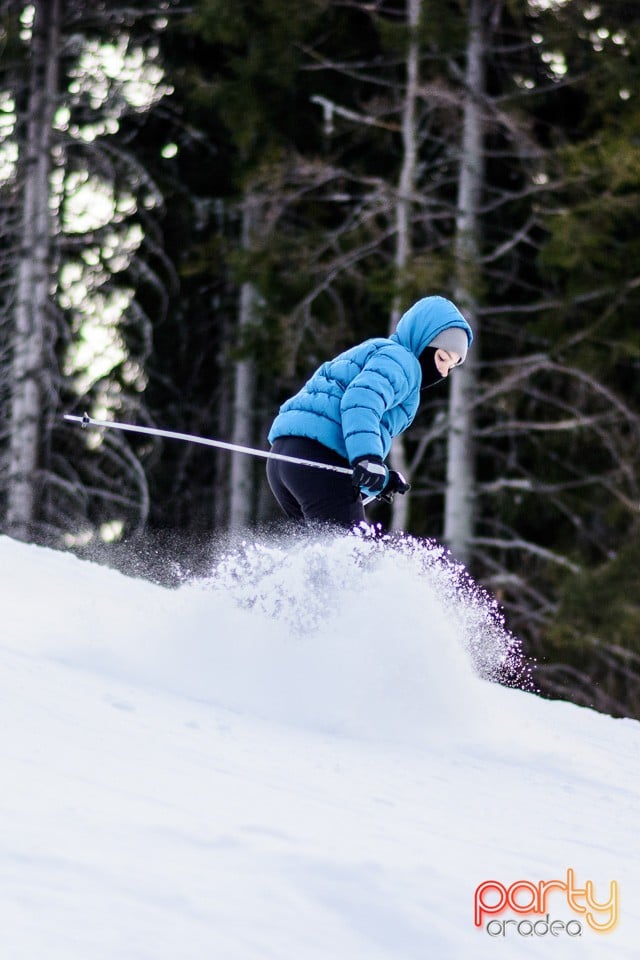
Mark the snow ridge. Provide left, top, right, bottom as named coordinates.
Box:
left=1, top=533, right=639, bottom=960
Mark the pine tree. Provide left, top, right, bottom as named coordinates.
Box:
left=5, top=0, right=60, bottom=541
left=0, top=0, right=179, bottom=546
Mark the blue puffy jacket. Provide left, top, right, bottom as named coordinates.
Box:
left=268, top=296, right=473, bottom=463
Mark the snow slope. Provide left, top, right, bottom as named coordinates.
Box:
left=1, top=530, right=638, bottom=959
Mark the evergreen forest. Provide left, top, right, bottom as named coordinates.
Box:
left=1, top=0, right=639, bottom=718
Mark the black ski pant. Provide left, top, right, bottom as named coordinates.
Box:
left=267, top=436, right=365, bottom=528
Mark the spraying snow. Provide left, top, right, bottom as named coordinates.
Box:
left=14, top=528, right=526, bottom=742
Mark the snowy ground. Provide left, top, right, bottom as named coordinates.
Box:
left=1, top=530, right=638, bottom=959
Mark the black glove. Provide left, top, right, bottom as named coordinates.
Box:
left=351, top=456, right=389, bottom=497
left=379, top=470, right=411, bottom=503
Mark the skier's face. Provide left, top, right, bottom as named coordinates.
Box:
left=434, top=349, right=462, bottom=378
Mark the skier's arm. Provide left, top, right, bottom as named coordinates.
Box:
left=339, top=348, right=411, bottom=464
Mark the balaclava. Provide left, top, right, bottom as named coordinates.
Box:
left=419, top=326, right=469, bottom=390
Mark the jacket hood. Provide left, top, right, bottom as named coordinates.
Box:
left=390, top=296, right=473, bottom=359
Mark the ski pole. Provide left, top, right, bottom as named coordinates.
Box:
left=63, top=412, right=355, bottom=476
left=64, top=413, right=380, bottom=504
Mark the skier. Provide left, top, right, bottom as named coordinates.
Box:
left=266, top=295, right=473, bottom=527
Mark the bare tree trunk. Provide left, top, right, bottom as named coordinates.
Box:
left=6, top=0, right=60, bottom=541
left=444, top=0, right=485, bottom=565
left=388, top=0, right=421, bottom=531
left=228, top=195, right=259, bottom=530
